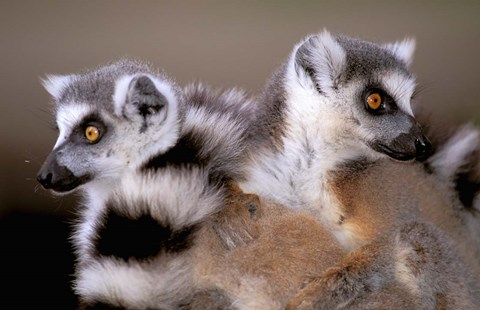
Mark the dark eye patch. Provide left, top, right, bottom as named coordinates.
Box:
left=72, top=113, right=108, bottom=144
left=362, top=87, right=398, bottom=115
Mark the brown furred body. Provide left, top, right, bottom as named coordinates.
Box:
left=192, top=183, right=344, bottom=309
left=287, top=159, right=480, bottom=309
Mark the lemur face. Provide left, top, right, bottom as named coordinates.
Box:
left=37, top=60, right=181, bottom=193
left=291, top=31, right=431, bottom=161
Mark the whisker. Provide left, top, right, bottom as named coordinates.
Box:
left=23, top=150, right=51, bottom=166
left=54, top=198, right=65, bottom=212
left=33, top=107, right=57, bottom=132
left=412, top=83, right=430, bottom=100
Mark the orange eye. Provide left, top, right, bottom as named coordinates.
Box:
left=85, top=126, right=100, bottom=142
left=367, top=93, right=382, bottom=110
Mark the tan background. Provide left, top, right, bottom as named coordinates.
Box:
left=1, top=0, right=479, bottom=304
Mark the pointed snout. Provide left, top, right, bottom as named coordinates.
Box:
left=386, top=131, right=432, bottom=161
left=371, top=119, right=432, bottom=162
left=36, top=151, right=89, bottom=193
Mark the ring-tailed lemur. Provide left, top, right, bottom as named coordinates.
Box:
left=35, top=59, right=249, bottom=307
left=240, top=30, right=432, bottom=249
left=36, top=60, right=345, bottom=309
left=239, top=31, right=478, bottom=308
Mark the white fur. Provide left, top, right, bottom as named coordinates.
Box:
left=112, top=74, right=178, bottom=118
left=54, top=103, right=93, bottom=149
left=241, top=51, right=364, bottom=237
left=220, top=88, right=255, bottom=112
left=73, top=180, right=118, bottom=258
left=384, top=38, right=416, bottom=67
left=112, top=74, right=182, bottom=170
left=54, top=74, right=182, bottom=195
left=296, top=30, right=346, bottom=92
left=242, top=44, right=385, bottom=245
left=70, top=79, right=256, bottom=308
left=112, top=75, right=133, bottom=117
left=381, top=72, right=416, bottom=116
left=184, top=106, right=247, bottom=161
left=73, top=205, right=104, bottom=258
left=428, top=124, right=480, bottom=180
left=50, top=84, right=181, bottom=200
left=42, top=74, right=74, bottom=99
left=76, top=256, right=194, bottom=309
left=73, top=168, right=225, bottom=308
left=75, top=169, right=224, bottom=259
left=111, top=169, right=223, bottom=228
left=129, top=115, right=181, bottom=171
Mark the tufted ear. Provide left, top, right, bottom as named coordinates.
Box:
left=113, top=74, right=180, bottom=134
left=294, top=30, right=346, bottom=92
left=41, top=74, right=73, bottom=99
left=114, top=74, right=168, bottom=117
left=112, top=73, right=182, bottom=169
left=384, top=38, right=416, bottom=67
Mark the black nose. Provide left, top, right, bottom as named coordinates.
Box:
left=36, top=153, right=86, bottom=192
left=37, top=171, right=54, bottom=189
left=37, top=162, right=77, bottom=191
left=415, top=135, right=432, bottom=161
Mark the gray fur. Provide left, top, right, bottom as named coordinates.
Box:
left=335, top=35, right=411, bottom=82
left=249, top=64, right=289, bottom=149
left=53, top=59, right=163, bottom=113
left=180, top=83, right=257, bottom=182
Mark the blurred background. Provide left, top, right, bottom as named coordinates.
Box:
left=1, top=0, right=479, bottom=307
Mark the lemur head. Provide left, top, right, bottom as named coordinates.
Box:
left=283, top=30, right=431, bottom=161
left=37, top=59, right=182, bottom=193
